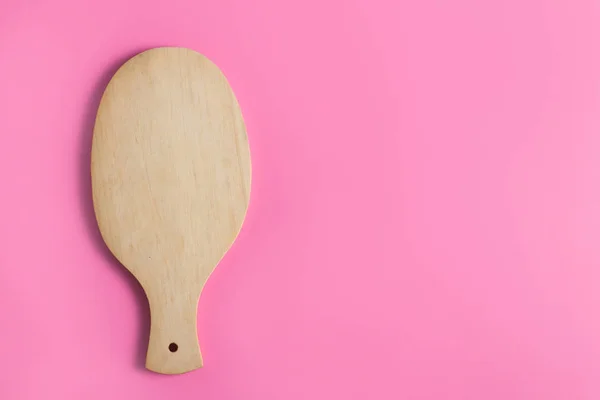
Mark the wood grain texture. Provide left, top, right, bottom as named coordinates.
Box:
left=91, top=47, right=251, bottom=374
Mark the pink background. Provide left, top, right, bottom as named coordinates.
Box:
left=1, top=0, right=600, bottom=398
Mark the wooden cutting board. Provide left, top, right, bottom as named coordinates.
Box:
left=91, top=47, right=251, bottom=374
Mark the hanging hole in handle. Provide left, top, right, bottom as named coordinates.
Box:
left=169, top=343, right=178, bottom=352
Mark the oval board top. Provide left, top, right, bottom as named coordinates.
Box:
left=91, top=47, right=251, bottom=292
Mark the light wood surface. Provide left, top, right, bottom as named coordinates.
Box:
left=91, top=47, right=251, bottom=374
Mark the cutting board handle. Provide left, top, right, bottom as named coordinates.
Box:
left=145, top=293, right=203, bottom=374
